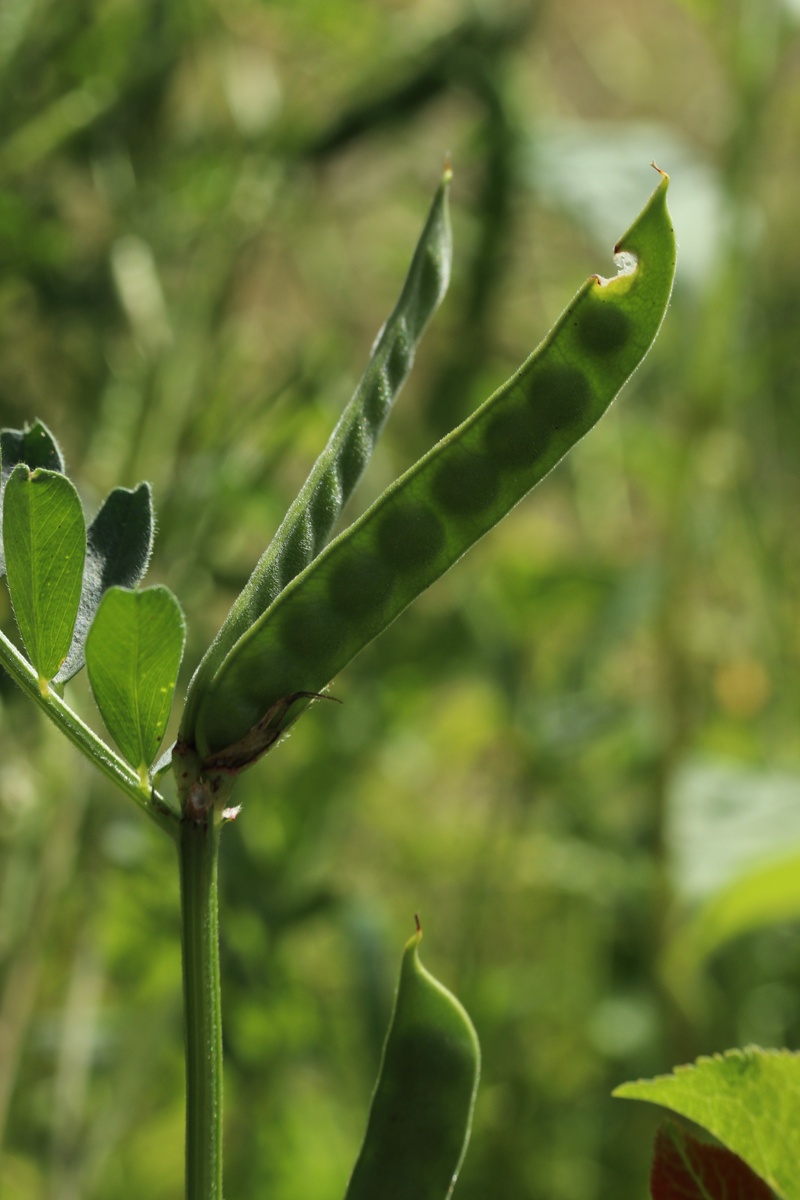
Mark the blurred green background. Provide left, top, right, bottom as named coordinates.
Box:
left=2, top=0, right=800, bottom=1196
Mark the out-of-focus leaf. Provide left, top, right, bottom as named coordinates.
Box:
left=651, top=1120, right=774, bottom=1200
left=615, top=1048, right=800, bottom=1200
left=85, top=585, right=186, bottom=784
left=665, top=850, right=800, bottom=982
left=56, top=483, right=154, bottom=682
left=0, top=83, right=114, bottom=178
left=3, top=464, right=85, bottom=685
left=0, top=420, right=65, bottom=577
left=666, top=760, right=800, bottom=903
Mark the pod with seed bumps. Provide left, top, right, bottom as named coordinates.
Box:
left=344, top=921, right=480, bottom=1200
left=187, top=168, right=676, bottom=768
left=179, top=169, right=453, bottom=749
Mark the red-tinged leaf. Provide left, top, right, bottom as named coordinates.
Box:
left=615, top=1047, right=800, bottom=1197
left=652, top=1122, right=775, bottom=1200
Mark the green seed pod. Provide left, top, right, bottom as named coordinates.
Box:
left=180, top=170, right=453, bottom=745
left=344, top=924, right=480, bottom=1200
left=187, top=169, right=676, bottom=765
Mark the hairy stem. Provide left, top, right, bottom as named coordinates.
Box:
left=179, top=814, right=224, bottom=1200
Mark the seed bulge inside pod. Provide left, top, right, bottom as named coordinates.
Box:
left=375, top=502, right=445, bottom=570
left=431, top=449, right=499, bottom=517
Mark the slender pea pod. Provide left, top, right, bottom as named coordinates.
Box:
left=344, top=924, right=480, bottom=1200
left=180, top=169, right=453, bottom=740
left=188, top=169, right=675, bottom=765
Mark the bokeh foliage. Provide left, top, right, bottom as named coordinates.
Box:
left=2, top=1, right=800, bottom=1198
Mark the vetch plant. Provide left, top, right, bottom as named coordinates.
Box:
left=0, top=166, right=676, bottom=1199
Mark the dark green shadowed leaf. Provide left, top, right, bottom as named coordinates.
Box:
left=85, top=585, right=186, bottom=786
left=188, top=170, right=676, bottom=764
left=344, top=926, right=480, bottom=1200
left=3, top=464, right=85, bottom=687
left=0, top=420, right=65, bottom=577
left=56, top=483, right=154, bottom=683
left=181, top=169, right=452, bottom=738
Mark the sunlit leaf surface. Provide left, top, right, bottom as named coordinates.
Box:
left=3, top=464, right=85, bottom=684
left=86, top=585, right=186, bottom=781
left=616, top=1049, right=800, bottom=1200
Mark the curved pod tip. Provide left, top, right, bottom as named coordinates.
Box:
left=400, top=919, right=476, bottom=1043
left=602, top=164, right=674, bottom=293
left=344, top=923, right=481, bottom=1200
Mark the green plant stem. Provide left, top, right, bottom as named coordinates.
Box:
left=0, top=628, right=177, bottom=837
left=179, top=812, right=224, bottom=1200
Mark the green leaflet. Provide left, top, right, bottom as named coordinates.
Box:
left=0, top=420, right=65, bottom=577
left=344, top=926, right=480, bottom=1200
left=85, top=585, right=186, bottom=786
left=180, top=169, right=453, bottom=740
left=0, top=422, right=153, bottom=685
left=615, top=1048, right=800, bottom=1200
left=56, top=483, right=154, bottom=682
left=3, top=464, right=85, bottom=687
left=187, top=170, right=676, bottom=765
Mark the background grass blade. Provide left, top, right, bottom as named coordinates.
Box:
left=56, top=483, right=154, bottom=683
left=85, top=585, right=186, bottom=785
left=3, top=464, right=85, bottom=686
left=181, top=170, right=452, bottom=739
